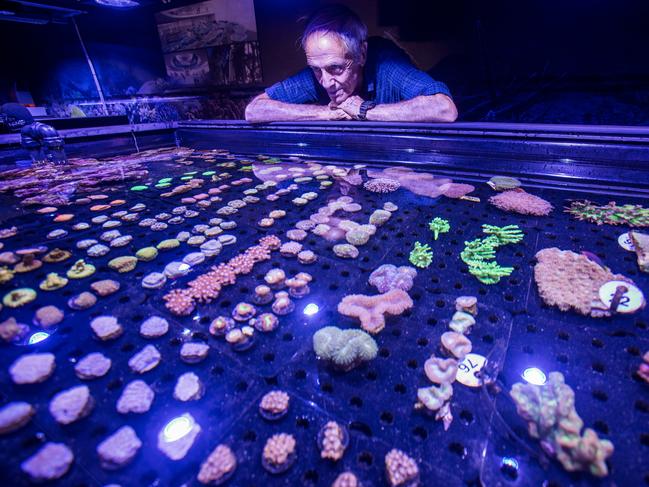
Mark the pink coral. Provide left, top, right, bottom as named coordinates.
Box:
left=440, top=182, right=475, bottom=199
left=337, top=289, right=414, bottom=334
left=489, top=189, right=553, bottom=216
left=163, top=289, right=195, bottom=316
left=363, top=178, right=401, bottom=193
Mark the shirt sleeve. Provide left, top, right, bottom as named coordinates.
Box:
left=381, top=57, right=452, bottom=101
left=265, top=68, right=322, bottom=104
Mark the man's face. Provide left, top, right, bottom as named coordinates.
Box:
left=305, top=32, right=365, bottom=105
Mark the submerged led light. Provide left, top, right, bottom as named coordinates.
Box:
left=182, top=327, right=192, bottom=336
left=163, top=415, right=194, bottom=442
left=28, top=332, right=50, bottom=345
left=303, top=303, right=319, bottom=316
left=522, top=367, right=547, bottom=385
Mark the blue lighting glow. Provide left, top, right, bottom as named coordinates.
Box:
left=163, top=414, right=193, bottom=442
left=28, top=332, right=50, bottom=345
left=182, top=328, right=191, bottom=336
left=522, top=367, right=547, bottom=385
left=501, top=456, right=519, bottom=472
left=303, top=303, right=319, bottom=316
left=95, top=0, right=139, bottom=7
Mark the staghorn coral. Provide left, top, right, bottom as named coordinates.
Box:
left=337, top=289, right=413, bottom=334
left=313, top=326, right=377, bottom=371
left=368, top=264, right=417, bottom=293
left=489, top=189, right=553, bottom=216
left=482, top=224, right=524, bottom=245
left=510, top=371, right=614, bottom=477
left=460, top=225, right=523, bottom=284
left=428, top=217, right=450, bottom=240
left=566, top=200, right=649, bottom=227
left=409, top=242, right=433, bottom=269
left=468, top=260, right=514, bottom=285
left=534, top=247, right=641, bottom=317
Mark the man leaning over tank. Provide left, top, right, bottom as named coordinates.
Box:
left=245, top=4, right=457, bottom=123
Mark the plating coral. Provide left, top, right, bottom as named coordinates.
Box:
left=510, top=371, right=614, bottom=477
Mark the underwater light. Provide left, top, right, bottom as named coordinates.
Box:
left=181, top=327, right=191, bottom=336
left=163, top=415, right=194, bottom=442
left=95, top=0, right=139, bottom=7
left=522, top=367, right=547, bottom=385
left=28, top=332, right=50, bottom=345
left=303, top=303, right=319, bottom=316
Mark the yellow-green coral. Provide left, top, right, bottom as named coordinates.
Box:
left=428, top=217, right=450, bottom=240
left=510, top=371, right=614, bottom=477
left=409, top=242, right=433, bottom=268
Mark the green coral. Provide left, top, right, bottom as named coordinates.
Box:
left=510, top=372, right=614, bottom=477
left=409, top=241, right=433, bottom=268
left=428, top=217, right=450, bottom=240
left=461, top=224, right=523, bottom=284
left=313, top=326, right=378, bottom=371
left=467, top=260, right=514, bottom=284
left=566, top=200, right=649, bottom=227
left=482, top=224, right=524, bottom=245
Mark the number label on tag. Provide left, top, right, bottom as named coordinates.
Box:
left=618, top=232, right=635, bottom=252
left=598, top=280, right=644, bottom=313
left=456, top=353, right=487, bottom=388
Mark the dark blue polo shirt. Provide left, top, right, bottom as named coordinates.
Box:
left=265, top=37, right=451, bottom=105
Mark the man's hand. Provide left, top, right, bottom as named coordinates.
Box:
left=322, top=105, right=353, bottom=121
left=329, top=95, right=364, bottom=120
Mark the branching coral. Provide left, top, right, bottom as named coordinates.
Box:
left=409, top=242, right=433, bottom=268
left=460, top=225, right=523, bottom=284
left=566, top=200, right=649, bottom=227
left=313, top=326, right=377, bottom=371
left=510, top=371, right=614, bottom=477
left=428, top=217, right=450, bottom=240
left=337, top=289, right=413, bottom=334
left=482, top=224, right=524, bottom=245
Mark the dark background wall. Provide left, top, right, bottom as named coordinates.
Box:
left=1, top=0, right=648, bottom=124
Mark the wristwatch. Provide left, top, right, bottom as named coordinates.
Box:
left=358, top=100, right=376, bottom=121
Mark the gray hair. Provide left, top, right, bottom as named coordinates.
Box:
left=301, top=5, right=368, bottom=62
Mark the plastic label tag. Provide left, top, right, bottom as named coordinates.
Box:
left=456, top=353, right=487, bottom=388
left=599, top=280, right=644, bottom=314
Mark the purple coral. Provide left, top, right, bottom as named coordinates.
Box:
left=368, top=264, right=417, bottom=293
